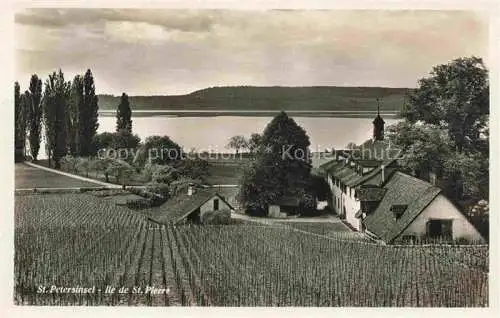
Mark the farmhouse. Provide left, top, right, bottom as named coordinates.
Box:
left=148, top=185, right=235, bottom=225
left=320, top=107, right=484, bottom=243
left=360, top=172, right=485, bottom=243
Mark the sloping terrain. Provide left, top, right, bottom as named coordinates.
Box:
left=98, top=86, right=410, bottom=112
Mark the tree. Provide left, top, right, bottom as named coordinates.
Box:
left=177, top=158, right=210, bottom=181
left=14, top=82, right=25, bottom=162
left=42, top=70, right=71, bottom=169
left=387, top=122, right=452, bottom=178
left=67, top=75, right=84, bottom=155
left=247, top=133, right=262, bottom=155
left=151, top=164, right=179, bottom=184
left=403, top=56, right=489, bottom=153
left=116, top=92, right=132, bottom=132
left=79, top=69, right=99, bottom=156
left=19, top=94, right=30, bottom=158
left=92, top=132, right=115, bottom=152
left=27, top=75, right=43, bottom=161
left=92, top=157, right=115, bottom=182
left=238, top=111, right=312, bottom=216
left=111, top=129, right=141, bottom=150
left=388, top=56, right=489, bottom=203
left=345, top=142, right=357, bottom=150
left=135, top=135, right=182, bottom=166
left=105, top=159, right=135, bottom=188
left=227, top=135, right=247, bottom=155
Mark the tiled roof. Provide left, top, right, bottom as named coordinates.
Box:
left=357, top=187, right=386, bottom=201
left=320, top=138, right=401, bottom=189
left=147, top=188, right=234, bottom=224
left=357, top=159, right=383, bottom=168
left=363, top=172, right=441, bottom=243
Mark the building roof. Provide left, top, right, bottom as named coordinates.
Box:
left=320, top=156, right=398, bottom=189
left=148, top=188, right=234, bottom=224
left=357, top=159, right=383, bottom=168
left=357, top=186, right=386, bottom=201
left=362, top=172, right=442, bottom=243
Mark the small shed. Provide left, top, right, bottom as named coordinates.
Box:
left=147, top=187, right=235, bottom=225
left=268, top=196, right=301, bottom=218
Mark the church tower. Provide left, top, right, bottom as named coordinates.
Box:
left=373, top=98, right=385, bottom=141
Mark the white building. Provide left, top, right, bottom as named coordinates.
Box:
left=361, top=172, right=485, bottom=243
left=321, top=107, right=399, bottom=231
left=320, top=108, right=484, bottom=243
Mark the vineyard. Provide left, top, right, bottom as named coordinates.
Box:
left=15, top=193, right=489, bottom=306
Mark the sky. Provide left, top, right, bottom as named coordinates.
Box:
left=14, top=9, right=489, bottom=95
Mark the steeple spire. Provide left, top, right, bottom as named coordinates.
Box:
left=373, top=98, right=385, bottom=141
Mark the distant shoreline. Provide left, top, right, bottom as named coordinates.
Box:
left=98, top=110, right=401, bottom=119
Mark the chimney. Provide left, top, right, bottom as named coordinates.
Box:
left=381, top=164, right=385, bottom=184
left=187, top=183, right=195, bottom=196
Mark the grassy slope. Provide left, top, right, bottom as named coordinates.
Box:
left=98, top=86, right=410, bottom=112
left=15, top=163, right=103, bottom=189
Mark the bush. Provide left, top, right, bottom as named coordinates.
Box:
left=177, top=158, right=210, bottom=180
left=146, top=181, right=171, bottom=198
left=125, top=191, right=166, bottom=210
left=151, top=165, right=178, bottom=184
left=60, top=155, right=78, bottom=173
left=141, top=163, right=158, bottom=182
left=169, top=177, right=201, bottom=196
left=105, top=159, right=135, bottom=185
left=201, top=209, right=232, bottom=225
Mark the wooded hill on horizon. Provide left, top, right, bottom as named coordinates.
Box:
left=98, top=86, right=411, bottom=112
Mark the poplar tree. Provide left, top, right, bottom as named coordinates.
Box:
left=68, top=75, right=84, bottom=155
left=116, top=92, right=132, bottom=132
left=43, top=69, right=71, bottom=168
left=79, top=69, right=99, bottom=156
left=27, top=75, right=43, bottom=161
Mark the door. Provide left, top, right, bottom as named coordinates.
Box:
left=427, top=219, right=453, bottom=239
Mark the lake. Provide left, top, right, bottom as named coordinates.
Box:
left=34, top=115, right=399, bottom=159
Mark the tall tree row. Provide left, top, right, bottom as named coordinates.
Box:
left=116, top=92, right=132, bottom=132
left=15, top=68, right=100, bottom=167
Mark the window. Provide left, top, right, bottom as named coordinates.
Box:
left=213, top=198, right=219, bottom=211
left=426, top=219, right=453, bottom=239
left=391, top=205, right=408, bottom=219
